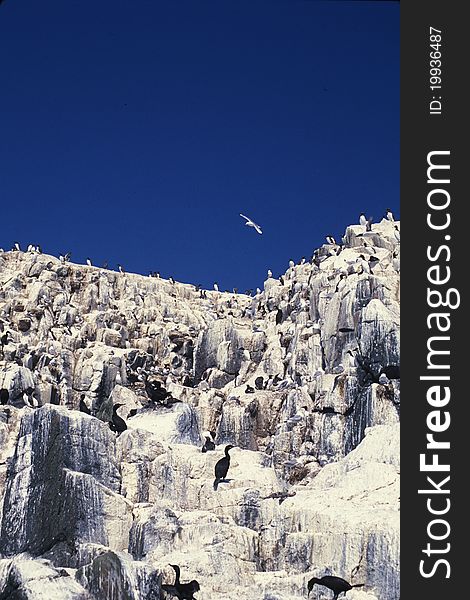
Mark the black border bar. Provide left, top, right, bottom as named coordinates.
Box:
left=401, top=1, right=465, bottom=598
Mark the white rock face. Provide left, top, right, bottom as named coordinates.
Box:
left=0, top=220, right=400, bottom=599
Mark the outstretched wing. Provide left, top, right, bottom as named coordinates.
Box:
left=253, top=223, right=262, bottom=234
left=240, top=213, right=251, bottom=223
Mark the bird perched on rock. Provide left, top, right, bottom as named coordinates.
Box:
left=79, top=394, right=91, bottom=415
left=326, top=235, right=336, bottom=245
left=145, top=378, right=172, bottom=405
left=162, top=564, right=200, bottom=600
left=307, top=575, right=364, bottom=599
left=254, top=376, right=264, bottom=390
left=201, top=431, right=216, bottom=453
left=0, top=388, right=9, bottom=405
left=359, top=213, right=367, bottom=226
left=109, top=403, right=127, bottom=435
left=267, top=269, right=272, bottom=278
left=213, top=445, right=234, bottom=491
left=385, top=208, right=395, bottom=222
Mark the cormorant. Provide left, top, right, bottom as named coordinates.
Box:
left=162, top=564, right=200, bottom=600
left=79, top=394, right=91, bottom=415
left=326, top=235, right=336, bottom=245
left=276, top=308, right=283, bottom=325
left=307, top=575, right=364, bottom=599
left=359, top=213, right=367, bottom=226
left=1, top=331, right=11, bottom=346
left=145, top=378, right=172, bottom=404
left=213, top=444, right=234, bottom=490
left=201, top=434, right=215, bottom=453
left=0, top=388, right=9, bottom=405
left=245, top=384, right=255, bottom=394
left=254, top=376, right=264, bottom=390
left=109, top=403, right=127, bottom=435
left=386, top=208, right=394, bottom=221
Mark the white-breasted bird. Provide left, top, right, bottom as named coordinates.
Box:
left=240, top=213, right=262, bottom=234
left=359, top=213, right=367, bottom=226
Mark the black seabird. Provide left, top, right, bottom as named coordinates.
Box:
left=118, top=264, right=125, bottom=274
left=86, top=258, right=92, bottom=267
left=1, top=331, right=12, bottom=346
left=326, top=235, right=336, bottom=245
left=79, top=394, right=91, bottom=415
left=385, top=208, right=394, bottom=221
left=245, top=384, right=255, bottom=394
left=145, top=378, right=171, bottom=405
left=359, top=213, right=367, bottom=226
left=307, top=575, right=364, bottom=599
left=0, top=388, right=9, bottom=405
left=254, top=376, right=264, bottom=390
left=109, top=403, right=127, bottom=435
left=201, top=434, right=216, bottom=453
left=213, top=444, right=234, bottom=491
left=162, top=564, right=200, bottom=600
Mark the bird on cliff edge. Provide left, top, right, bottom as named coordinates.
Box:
left=213, top=444, right=235, bottom=490
left=161, top=564, right=200, bottom=600
left=240, top=213, right=262, bottom=234
left=307, top=575, right=364, bottom=599
left=201, top=431, right=216, bottom=453
left=109, top=403, right=127, bottom=435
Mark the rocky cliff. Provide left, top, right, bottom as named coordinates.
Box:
left=0, top=220, right=400, bottom=600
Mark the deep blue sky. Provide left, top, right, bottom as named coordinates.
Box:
left=0, top=1, right=399, bottom=291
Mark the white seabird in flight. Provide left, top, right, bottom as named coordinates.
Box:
left=240, top=213, right=262, bottom=235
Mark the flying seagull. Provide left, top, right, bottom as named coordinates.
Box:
left=240, top=214, right=262, bottom=235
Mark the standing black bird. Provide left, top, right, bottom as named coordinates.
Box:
left=201, top=433, right=215, bottom=453
left=276, top=308, right=283, bottom=325
left=254, top=376, right=264, bottom=390
left=109, top=403, right=127, bottom=435
left=0, top=389, right=9, bottom=405
left=79, top=394, right=91, bottom=415
left=213, top=445, right=234, bottom=490
left=307, top=575, right=364, bottom=599
left=145, top=378, right=172, bottom=405
left=1, top=331, right=11, bottom=346
left=161, top=564, right=200, bottom=600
